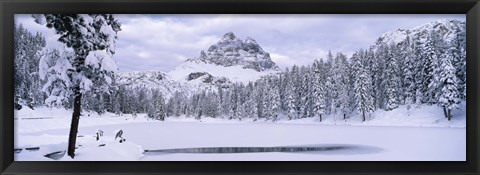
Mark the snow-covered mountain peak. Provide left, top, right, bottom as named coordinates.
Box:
left=188, top=32, right=280, bottom=72
left=116, top=33, right=282, bottom=98
left=221, top=32, right=239, bottom=41
left=166, top=32, right=281, bottom=89
left=376, top=19, right=465, bottom=46
left=245, top=37, right=257, bottom=44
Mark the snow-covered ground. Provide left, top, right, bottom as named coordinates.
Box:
left=14, top=102, right=466, bottom=161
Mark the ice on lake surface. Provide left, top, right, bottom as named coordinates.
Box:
left=14, top=105, right=466, bottom=161
left=15, top=121, right=464, bottom=161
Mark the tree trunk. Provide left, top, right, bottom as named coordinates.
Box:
left=67, top=86, right=82, bottom=158
left=362, top=110, right=365, bottom=122
left=319, top=114, right=322, bottom=122
left=442, top=106, right=448, bottom=118
left=343, top=113, right=346, bottom=121
left=447, top=109, right=452, bottom=121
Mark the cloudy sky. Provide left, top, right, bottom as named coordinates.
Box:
left=16, top=14, right=464, bottom=72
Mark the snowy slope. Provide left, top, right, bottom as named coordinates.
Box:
left=169, top=61, right=280, bottom=84
left=115, top=71, right=189, bottom=97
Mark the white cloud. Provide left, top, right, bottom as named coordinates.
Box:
left=270, top=53, right=295, bottom=70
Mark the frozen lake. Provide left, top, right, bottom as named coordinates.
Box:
left=16, top=120, right=466, bottom=161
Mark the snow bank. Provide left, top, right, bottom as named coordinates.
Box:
left=15, top=133, right=144, bottom=161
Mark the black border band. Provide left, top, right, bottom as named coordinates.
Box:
left=1, top=0, right=479, bottom=175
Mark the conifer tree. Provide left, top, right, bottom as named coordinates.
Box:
left=437, top=46, right=461, bottom=120
left=34, top=14, right=121, bottom=158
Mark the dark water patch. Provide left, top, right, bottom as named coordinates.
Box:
left=144, top=144, right=382, bottom=155
left=25, top=147, right=40, bottom=151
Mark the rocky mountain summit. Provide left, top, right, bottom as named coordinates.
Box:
left=187, top=32, right=280, bottom=72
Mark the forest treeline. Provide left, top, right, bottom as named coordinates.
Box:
left=14, top=24, right=466, bottom=122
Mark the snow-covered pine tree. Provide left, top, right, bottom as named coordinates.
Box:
left=206, top=91, right=220, bottom=118
left=14, top=24, right=24, bottom=109
left=450, top=32, right=466, bottom=100
left=383, top=44, right=400, bottom=111
left=374, top=42, right=388, bottom=109
left=278, top=72, right=287, bottom=112
left=137, top=88, right=148, bottom=113
left=333, top=52, right=351, bottom=120
left=147, top=89, right=164, bottom=120
left=111, top=89, right=122, bottom=116
left=312, top=59, right=326, bottom=122
left=285, top=74, right=296, bottom=120
left=38, top=48, right=75, bottom=108
left=348, top=51, right=360, bottom=115
left=401, top=35, right=416, bottom=107
left=324, top=51, right=335, bottom=115
left=195, top=91, right=206, bottom=120
left=231, top=83, right=242, bottom=119
left=222, top=88, right=231, bottom=117
left=437, top=45, right=461, bottom=121
left=350, top=52, right=361, bottom=110
left=270, top=83, right=281, bottom=122
left=236, top=84, right=246, bottom=121
left=306, top=67, right=315, bottom=118
left=34, top=14, right=121, bottom=158
left=421, top=30, right=440, bottom=104
left=353, top=51, right=375, bottom=121
left=266, top=77, right=280, bottom=121
left=154, top=90, right=166, bottom=121
left=412, top=35, right=426, bottom=104
left=243, top=82, right=257, bottom=119
left=427, top=30, right=447, bottom=105
left=83, top=91, right=107, bottom=115
left=392, top=43, right=405, bottom=105
left=298, top=66, right=312, bottom=118
left=364, top=47, right=377, bottom=110
left=14, top=24, right=46, bottom=109
left=290, top=65, right=303, bottom=119
left=262, top=78, right=273, bottom=120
